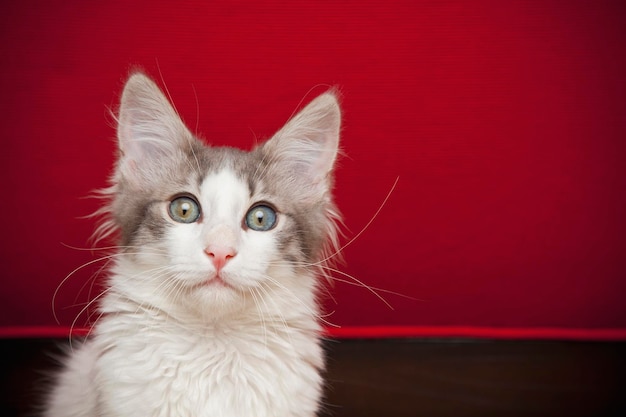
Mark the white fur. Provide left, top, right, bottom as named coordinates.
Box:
left=45, top=171, right=325, bottom=417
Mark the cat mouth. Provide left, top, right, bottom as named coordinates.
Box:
left=199, top=274, right=235, bottom=290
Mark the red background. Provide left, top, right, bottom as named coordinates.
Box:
left=1, top=0, right=625, bottom=339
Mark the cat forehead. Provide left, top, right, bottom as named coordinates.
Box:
left=196, top=146, right=255, bottom=179
left=199, top=169, right=250, bottom=214
left=193, top=145, right=270, bottom=195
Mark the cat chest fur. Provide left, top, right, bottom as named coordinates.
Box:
left=90, top=310, right=324, bottom=417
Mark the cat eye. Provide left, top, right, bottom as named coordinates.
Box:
left=245, top=204, right=277, bottom=231
left=168, top=196, right=201, bottom=223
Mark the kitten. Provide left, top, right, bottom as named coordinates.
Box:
left=44, top=73, right=342, bottom=417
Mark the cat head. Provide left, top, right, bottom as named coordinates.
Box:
left=101, top=73, right=341, bottom=319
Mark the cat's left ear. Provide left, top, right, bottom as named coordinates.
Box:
left=263, top=91, right=341, bottom=197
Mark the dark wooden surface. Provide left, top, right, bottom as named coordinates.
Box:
left=322, top=339, right=626, bottom=417
left=1, top=338, right=624, bottom=416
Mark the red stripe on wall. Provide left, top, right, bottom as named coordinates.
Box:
left=324, top=326, right=626, bottom=341
left=1, top=326, right=626, bottom=341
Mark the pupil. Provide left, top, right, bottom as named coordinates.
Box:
left=256, top=211, right=264, bottom=224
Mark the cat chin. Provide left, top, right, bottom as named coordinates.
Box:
left=184, top=282, right=248, bottom=318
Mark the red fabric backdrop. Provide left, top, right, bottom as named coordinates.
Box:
left=1, top=0, right=625, bottom=339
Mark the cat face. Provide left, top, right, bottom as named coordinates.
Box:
left=104, top=73, right=341, bottom=317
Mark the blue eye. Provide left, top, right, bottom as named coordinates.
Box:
left=245, top=205, right=277, bottom=231
left=168, top=196, right=201, bottom=223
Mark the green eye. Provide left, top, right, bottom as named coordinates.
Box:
left=245, top=205, right=277, bottom=231
left=168, top=196, right=201, bottom=223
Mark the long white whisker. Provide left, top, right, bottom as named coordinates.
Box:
left=256, top=282, right=294, bottom=347
left=320, top=265, right=393, bottom=310
left=317, top=176, right=399, bottom=266
left=261, top=274, right=339, bottom=329
left=267, top=257, right=415, bottom=308
left=321, top=265, right=420, bottom=302
left=52, top=250, right=170, bottom=324
left=67, top=263, right=174, bottom=338
left=72, top=253, right=116, bottom=310
left=53, top=254, right=119, bottom=325
left=64, top=262, right=180, bottom=337
left=68, top=285, right=113, bottom=351
left=248, top=287, right=269, bottom=356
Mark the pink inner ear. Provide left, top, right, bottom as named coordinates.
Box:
left=119, top=123, right=139, bottom=159
left=309, top=134, right=337, bottom=180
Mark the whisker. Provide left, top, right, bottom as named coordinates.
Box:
left=317, top=263, right=393, bottom=310
left=256, top=282, right=294, bottom=346
left=53, top=254, right=119, bottom=325
left=261, top=274, right=340, bottom=329
left=250, top=143, right=278, bottom=184
left=60, top=242, right=168, bottom=254
left=248, top=287, right=269, bottom=356
left=52, top=250, right=170, bottom=324
left=61, top=254, right=176, bottom=335
left=72, top=255, right=114, bottom=311
left=320, top=265, right=421, bottom=302
left=317, top=176, right=399, bottom=266
left=267, top=258, right=415, bottom=309
left=68, top=285, right=113, bottom=351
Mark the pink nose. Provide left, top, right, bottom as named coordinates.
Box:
left=204, top=245, right=237, bottom=271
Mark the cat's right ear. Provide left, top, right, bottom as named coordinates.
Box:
left=261, top=91, right=341, bottom=200
left=116, top=72, right=193, bottom=185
